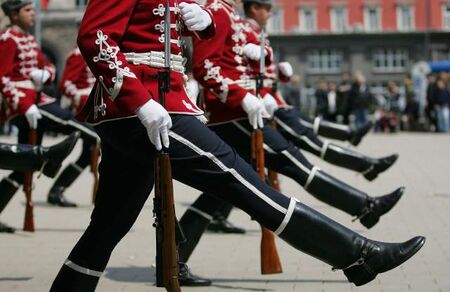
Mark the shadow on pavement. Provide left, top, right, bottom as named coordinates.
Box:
left=0, top=277, right=33, bottom=282
left=104, top=266, right=155, bottom=283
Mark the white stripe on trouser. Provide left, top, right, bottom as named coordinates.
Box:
left=70, top=163, right=84, bottom=173
left=304, top=166, right=320, bottom=190
left=231, top=121, right=275, bottom=154
left=168, top=131, right=287, bottom=215
left=188, top=206, right=214, bottom=221
left=313, top=117, right=321, bottom=135
left=299, top=118, right=313, bottom=129
left=274, top=117, right=322, bottom=152
left=280, top=150, right=312, bottom=175
left=274, top=197, right=298, bottom=235
left=39, top=109, right=99, bottom=141
left=4, top=177, right=20, bottom=188
left=64, top=259, right=103, bottom=277
left=320, top=141, right=330, bottom=159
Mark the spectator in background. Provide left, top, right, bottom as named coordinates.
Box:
left=283, top=74, right=302, bottom=111
left=379, top=82, right=402, bottom=133
left=325, top=81, right=338, bottom=122
left=349, top=71, right=373, bottom=128
left=425, top=73, right=438, bottom=132
left=434, top=78, right=450, bottom=132
left=338, top=72, right=352, bottom=124
left=314, top=79, right=328, bottom=118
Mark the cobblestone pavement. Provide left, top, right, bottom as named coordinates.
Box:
left=0, top=133, right=449, bottom=292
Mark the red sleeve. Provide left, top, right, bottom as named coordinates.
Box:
left=192, top=8, right=248, bottom=109
left=59, top=52, right=85, bottom=99
left=244, top=28, right=272, bottom=73
left=0, top=38, right=30, bottom=114
left=77, top=0, right=151, bottom=114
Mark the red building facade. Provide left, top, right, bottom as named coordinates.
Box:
left=274, top=0, right=449, bottom=33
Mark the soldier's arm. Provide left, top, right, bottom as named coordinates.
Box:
left=77, top=0, right=152, bottom=113
left=181, top=0, right=216, bottom=40
left=0, top=38, right=29, bottom=114
left=192, top=8, right=248, bottom=109
left=59, top=52, right=85, bottom=100
left=36, top=49, right=56, bottom=84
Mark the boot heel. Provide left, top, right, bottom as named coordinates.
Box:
left=360, top=213, right=379, bottom=229
left=363, top=171, right=377, bottom=181
left=343, top=264, right=376, bottom=286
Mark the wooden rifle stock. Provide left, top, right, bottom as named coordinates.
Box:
left=251, top=130, right=282, bottom=275
left=268, top=121, right=280, bottom=191
left=154, top=153, right=181, bottom=292
left=23, top=129, right=36, bottom=232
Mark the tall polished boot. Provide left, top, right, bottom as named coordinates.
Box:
left=304, top=168, right=404, bottom=228
left=276, top=199, right=425, bottom=286
left=47, top=163, right=81, bottom=207
left=322, top=143, right=398, bottom=181
left=0, top=132, right=80, bottom=178
left=0, top=177, right=19, bottom=233
left=50, top=263, right=99, bottom=292
left=313, top=117, right=372, bottom=146
left=207, top=201, right=246, bottom=234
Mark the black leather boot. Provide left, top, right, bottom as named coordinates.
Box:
left=0, top=221, right=15, bottom=233
left=0, top=177, right=20, bottom=233
left=304, top=169, right=404, bottom=228
left=277, top=199, right=425, bottom=286
left=47, top=163, right=81, bottom=207
left=322, top=143, right=398, bottom=180
left=50, top=262, right=100, bottom=292
left=314, top=117, right=372, bottom=146
left=0, top=132, right=80, bottom=178
left=207, top=216, right=246, bottom=234
left=362, top=154, right=399, bottom=182
left=178, top=262, right=212, bottom=287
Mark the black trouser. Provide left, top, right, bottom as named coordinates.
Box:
left=0, top=102, right=97, bottom=211
left=66, top=116, right=290, bottom=273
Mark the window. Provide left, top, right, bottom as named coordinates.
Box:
left=330, top=6, right=348, bottom=32
left=267, top=8, right=284, bottom=33
left=364, top=6, right=381, bottom=31
left=397, top=5, right=414, bottom=31
left=307, top=49, right=343, bottom=73
left=443, top=5, right=450, bottom=30
left=373, top=48, right=409, bottom=72
left=299, top=8, right=316, bottom=32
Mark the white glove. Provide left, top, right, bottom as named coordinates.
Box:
left=243, top=43, right=265, bottom=61
left=136, top=99, right=172, bottom=151
left=179, top=2, right=212, bottom=31
left=29, top=69, right=51, bottom=90
left=25, top=104, right=42, bottom=129
left=186, top=79, right=200, bottom=104
left=278, top=62, right=293, bottom=78
left=241, top=92, right=265, bottom=129
left=263, top=93, right=279, bottom=118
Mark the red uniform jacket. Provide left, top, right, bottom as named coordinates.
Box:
left=76, top=0, right=215, bottom=124
left=244, top=18, right=290, bottom=108
left=192, top=0, right=269, bottom=124
left=60, top=46, right=95, bottom=113
left=0, top=26, right=56, bottom=121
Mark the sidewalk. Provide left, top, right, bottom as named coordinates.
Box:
left=0, top=132, right=449, bottom=292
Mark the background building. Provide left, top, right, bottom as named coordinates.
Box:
left=267, top=0, right=450, bottom=86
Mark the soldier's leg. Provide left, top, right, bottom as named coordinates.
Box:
left=0, top=133, right=80, bottom=176
left=222, top=119, right=403, bottom=229
left=38, top=102, right=99, bottom=206
left=51, top=121, right=154, bottom=291
left=274, top=108, right=398, bottom=181
left=298, top=111, right=372, bottom=146
left=168, top=116, right=424, bottom=287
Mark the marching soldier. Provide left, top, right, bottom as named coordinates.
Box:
left=177, top=0, right=410, bottom=279
left=0, top=132, right=80, bottom=233
left=0, top=0, right=100, bottom=209
left=242, top=0, right=398, bottom=182
left=50, top=0, right=424, bottom=290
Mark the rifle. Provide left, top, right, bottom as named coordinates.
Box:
left=23, top=128, right=36, bottom=232
left=153, top=2, right=181, bottom=291
left=91, top=141, right=100, bottom=204
left=253, top=27, right=282, bottom=275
